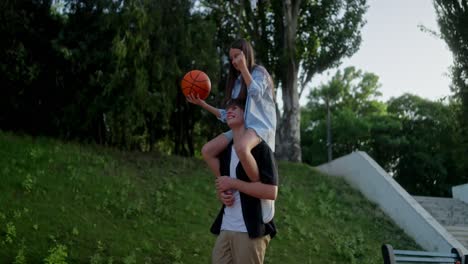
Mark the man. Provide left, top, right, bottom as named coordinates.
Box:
left=210, top=98, right=278, bottom=264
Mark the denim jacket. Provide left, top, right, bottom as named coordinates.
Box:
left=218, top=66, right=276, bottom=151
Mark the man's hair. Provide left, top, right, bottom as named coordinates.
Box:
left=225, top=98, right=246, bottom=110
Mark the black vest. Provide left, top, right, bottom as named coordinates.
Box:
left=210, top=141, right=277, bottom=238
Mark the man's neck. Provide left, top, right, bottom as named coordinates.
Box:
left=231, top=125, right=246, bottom=145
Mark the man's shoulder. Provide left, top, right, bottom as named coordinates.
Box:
left=252, top=141, right=275, bottom=165
left=252, top=140, right=273, bottom=154
left=253, top=140, right=278, bottom=183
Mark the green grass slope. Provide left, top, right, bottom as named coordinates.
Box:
left=0, top=131, right=419, bottom=263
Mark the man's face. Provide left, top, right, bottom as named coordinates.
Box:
left=226, top=104, right=244, bottom=128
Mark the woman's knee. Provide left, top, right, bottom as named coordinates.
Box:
left=201, top=142, right=214, bottom=160
left=202, top=135, right=229, bottom=159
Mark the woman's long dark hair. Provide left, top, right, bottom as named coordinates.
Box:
left=224, top=39, right=275, bottom=106
left=224, top=39, right=255, bottom=105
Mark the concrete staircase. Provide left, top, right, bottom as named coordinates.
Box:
left=414, top=196, right=468, bottom=249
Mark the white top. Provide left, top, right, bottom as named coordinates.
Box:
left=261, top=199, right=275, bottom=223
left=221, top=147, right=248, bottom=233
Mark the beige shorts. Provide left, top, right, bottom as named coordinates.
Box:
left=212, top=230, right=271, bottom=264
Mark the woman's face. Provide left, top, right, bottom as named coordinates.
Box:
left=229, top=48, right=242, bottom=71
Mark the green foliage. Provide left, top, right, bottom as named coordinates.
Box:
left=302, top=66, right=467, bottom=196
left=301, top=66, right=386, bottom=165
left=44, top=244, right=68, bottom=264
left=434, top=0, right=468, bottom=177
left=203, top=0, right=368, bottom=89
left=0, top=0, right=66, bottom=136
left=5, top=222, right=17, bottom=244
left=387, top=94, right=465, bottom=196
left=103, top=0, right=152, bottom=149
left=0, top=0, right=219, bottom=155
left=14, top=246, right=27, bottom=264
left=158, top=1, right=220, bottom=156
left=0, top=131, right=419, bottom=262
left=21, top=174, right=36, bottom=193
left=365, top=114, right=405, bottom=172
left=202, top=0, right=369, bottom=160
left=122, top=252, right=136, bottom=264
left=99, top=0, right=219, bottom=153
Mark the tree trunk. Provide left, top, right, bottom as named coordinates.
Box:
left=275, top=0, right=302, bottom=162
left=173, top=86, right=194, bottom=157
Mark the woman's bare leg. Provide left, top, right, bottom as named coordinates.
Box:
left=234, top=129, right=261, bottom=182
left=202, top=134, right=230, bottom=177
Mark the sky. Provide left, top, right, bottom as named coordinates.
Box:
left=299, top=0, right=455, bottom=105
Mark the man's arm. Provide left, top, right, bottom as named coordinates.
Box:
left=216, top=177, right=277, bottom=200
left=216, top=143, right=278, bottom=200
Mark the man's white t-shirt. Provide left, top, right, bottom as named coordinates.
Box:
left=221, top=147, right=248, bottom=232
left=220, top=147, right=275, bottom=232
left=261, top=198, right=275, bottom=223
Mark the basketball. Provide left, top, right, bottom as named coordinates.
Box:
left=181, top=70, right=211, bottom=100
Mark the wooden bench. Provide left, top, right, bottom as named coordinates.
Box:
left=382, top=244, right=465, bottom=264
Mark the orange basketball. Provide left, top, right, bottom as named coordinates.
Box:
left=181, top=70, right=211, bottom=100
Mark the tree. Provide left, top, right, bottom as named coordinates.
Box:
left=162, top=2, right=219, bottom=156
left=57, top=0, right=119, bottom=143
left=0, top=0, right=65, bottom=136
left=301, top=67, right=388, bottom=166
left=0, top=0, right=221, bottom=154
left=202, top=0, right=368, bottom=161
left=434, top=0, right=468, bottom=177
left=303, top=67, right=466, bottom=196
left=101, top=0, right=219, bottom=153
left=388, top=94, right=463, bottom=196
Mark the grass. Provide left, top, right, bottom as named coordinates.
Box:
left=0, top=130, right=419, bottom=263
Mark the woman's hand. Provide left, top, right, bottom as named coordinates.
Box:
left=186, top=93, right=204, bottom=106
left=232, top=50, right=247, bottom=73
left=232, top=50, right=253, bottom=86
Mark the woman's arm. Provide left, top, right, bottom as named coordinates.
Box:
left=186, top=93, right=221, bottom=119
left=200, top=101, right=221, bottom=119
left=233, top=51, right=253, bottom=87
left=240, top=68, right=253, bottom=87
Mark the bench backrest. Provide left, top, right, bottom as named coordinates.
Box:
left=382, top=244, right=465, bottom=264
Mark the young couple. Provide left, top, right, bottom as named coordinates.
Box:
left=186, top=39, right=278, bottom=264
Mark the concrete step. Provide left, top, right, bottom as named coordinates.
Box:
left=451, top=237, right=468, bottom=249
left=445, top=226, right=468, bottom=239
left=418, top=209, right=468, bottom=216
left=446, top=226, right=468, bottom=232
left=444, top=226, right=468, bottom=248
left=413, top=196, right=468, bottom=226
left=414, top=196, right=468, bottom=207
left=426, top=217, right=468, bottom=226
left=439, top=220, right=468, bottom=226
left=458, top=240, right=468, bottom=249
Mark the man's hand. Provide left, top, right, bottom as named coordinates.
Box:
left=217, top=189, right=234, bottom=207
left=216, top=176, right=234, bottom=192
